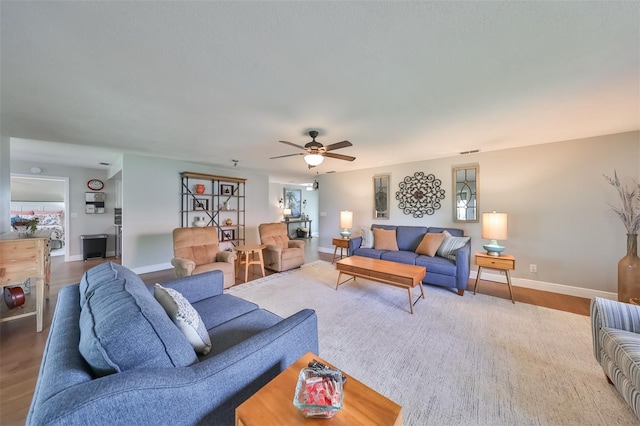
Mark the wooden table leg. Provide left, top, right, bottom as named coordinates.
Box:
left=506, top=270, right=515, bottom=304
left=257, top=250, right=265, bottom=277
left=473, top=266, right=483, bottom=294
left=36, top=276, right=44, bottom=332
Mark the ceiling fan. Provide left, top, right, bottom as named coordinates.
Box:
left=270, top=131, right=355, bottom=167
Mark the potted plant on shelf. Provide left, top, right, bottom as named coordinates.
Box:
left=604, top=171, right=640, bottom=302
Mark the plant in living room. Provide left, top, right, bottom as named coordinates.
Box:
left=11, top=217, right=39, bottom=235
left=604, top=171, right=640, bottom=302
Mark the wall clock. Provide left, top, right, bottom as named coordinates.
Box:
left=87, top=179, right=104, bottom=191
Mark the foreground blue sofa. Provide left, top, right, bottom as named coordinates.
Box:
left=348, top=225, right=471, bottom=295
left=28, top=262, right=318, bottom=425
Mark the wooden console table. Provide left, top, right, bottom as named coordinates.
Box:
left=281, top=219, right=312, bottom=239
left=0, top=229, right=52, bottom=332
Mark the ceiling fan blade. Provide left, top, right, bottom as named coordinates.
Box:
left=324, top=140, right=352, bottom=152
left=269, top=153, right=304, bottom=159
left=323, top=152, right=356, bottom=162
left=278, top=140, right=308, bottom=150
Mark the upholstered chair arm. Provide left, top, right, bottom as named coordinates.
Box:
left=264, top=244, right=283, bottom=254
left=591, top=297, right=640, bottom=362
left=216, top=250, right=236, bottom=264
left=288, top=240, right=305, bottom=249
left=171, top=258, right=196, bottom=277
left=349, top=236, right=363, bottom=254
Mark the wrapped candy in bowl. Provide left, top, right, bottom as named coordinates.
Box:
left=293, top=367, right=344, bottom=418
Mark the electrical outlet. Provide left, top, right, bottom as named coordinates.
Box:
left=320, top=212, right=327, bottom=217
left=530, top=264, right=537, bottom=273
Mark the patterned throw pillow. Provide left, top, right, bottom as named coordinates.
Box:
left=415, top=232, right=445, bottom=257
left=373, top=228, right=399, bottom=251
left=360, top=227, right=374, bottom=248
left=436, top=230, right=470, bottom=261
left=154, top=284, right=212, bottom=355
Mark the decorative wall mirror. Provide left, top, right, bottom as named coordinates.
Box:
left=373, top=174, right=390, bottom=219
left=453, top=164, right=479, bottom=222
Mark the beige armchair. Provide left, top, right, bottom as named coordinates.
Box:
left=258, top=223, right=305, bottom=272
left=171, top=227, right=236, bottom=288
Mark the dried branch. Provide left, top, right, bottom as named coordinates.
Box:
left=604, top=171, right=640, bottom=234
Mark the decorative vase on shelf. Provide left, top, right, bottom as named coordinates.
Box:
left=193, top=217, right=207, bottom=227
left=225, top=218, right=233, bottom=226
left=195, top=184, right=205, bottom=194
left=619, top=233, right=640, bottom=303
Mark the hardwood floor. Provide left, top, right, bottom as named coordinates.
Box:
left=0, top=240, right=590, bottom=425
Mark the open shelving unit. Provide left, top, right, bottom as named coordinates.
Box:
left=179, top=172, right=246, bottom=247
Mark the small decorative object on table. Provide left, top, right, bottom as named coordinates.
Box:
left=293, top=361, right=344, bottom=418
left=225, top=218, right=233, bottom=226
left=12, top=217, right=39, bottom=236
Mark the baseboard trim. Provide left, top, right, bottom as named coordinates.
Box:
left=318, top=246, right=617, bottom=301
left=130, top=262, right=173, bottom=275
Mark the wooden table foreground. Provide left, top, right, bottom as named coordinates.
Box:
left=235, top=352, right=402, bottom=425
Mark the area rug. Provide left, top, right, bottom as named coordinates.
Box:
left=226, top=261, right=636, bottom=425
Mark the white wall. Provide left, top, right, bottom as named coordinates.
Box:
left=317, top=131, right=640, bottom=297
left=121, top=154, right=272, bottom=273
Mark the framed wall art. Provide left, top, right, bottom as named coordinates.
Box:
left=221, top=229, right=235, bottom=242
left=220, top=184, right=234, bottom=196
left=452, top=164, right=479, bottom=222
left=193, top=198, right=209, bottom=211
left=373, top=174, right=390, bottom=219
left=283, top=188, right=302, bottom=218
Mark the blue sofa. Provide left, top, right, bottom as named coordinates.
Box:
left=348, top=225, right=471, bottom=295
left=28, top=262, right=318, bottom=425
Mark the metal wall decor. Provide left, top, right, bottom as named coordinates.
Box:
left=395, top=172, right=445, bottom=217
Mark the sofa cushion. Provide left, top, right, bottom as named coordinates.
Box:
left=396, top=226, right=428, bottom=251
left=381, top=250, right=418, bottom=264
left=351, top=247, right=386, bottom=259
left=78, top=262, right=198, bottom=377
left=415, top=255, right=458, bottom=275
left=374, top=228, right=399, bottom=251
left=154, top=284, right=211, bottom=355
left=360, top=227, right=374, bottom=248
left=600, top=327, right=640, bottom=387
left=436, top=230, right=470, bottom=261
left=415, top=232, right=445, bottom=257
left=191, top=293, right=259, bottom=330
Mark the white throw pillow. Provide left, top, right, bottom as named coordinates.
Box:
left=154, top=284, right=211, bottom=355
left=360, top=227, right=374, bottom=249
left=436, top=230, right=470, bottom=261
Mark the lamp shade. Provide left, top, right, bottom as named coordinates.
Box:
left=339, top=210, right=353, bottom=229
left=482, top=212, right=508, bottom=240
left=283, top=208, right=292, bottom=216
left=304, top=154, right=324, bottom=166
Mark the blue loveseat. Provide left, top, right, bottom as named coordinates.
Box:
left=28, top=262, right=318, bottom=425
left=348, top=225, right=471, bottom=295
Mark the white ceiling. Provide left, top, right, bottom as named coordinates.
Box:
left=2, top=1, right=638, bottom=183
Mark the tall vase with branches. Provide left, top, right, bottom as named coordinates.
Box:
left=604, top=171, right=640, bottom=302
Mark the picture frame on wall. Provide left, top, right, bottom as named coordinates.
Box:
left=373, top=174, right=390, bottom=219
left=193, top=198, right=209, bottom=211
left=283, top=188, right=302, bottom=218
left=220, top=184, right=234, bottom=196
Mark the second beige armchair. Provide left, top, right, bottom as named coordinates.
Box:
left=259, top=222, right=305, bottom=272
left=171, top=227, right=236, bottom=288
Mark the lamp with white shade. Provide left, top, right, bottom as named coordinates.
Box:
left=283, top=208, right=292, bottom=222
left=482, top=211, right=508, bottom=256
left=339, top=210, right=353, bottom=239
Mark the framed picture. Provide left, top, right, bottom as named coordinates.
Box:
left=283, top=188, right=302, bottom=218
left=220, top=184, right=234, bottom=196
left=373, top=174, right=390, bottom=219
left=193, top=197, right=209, bottom=211
left=221, top=229, right=235, bottom=242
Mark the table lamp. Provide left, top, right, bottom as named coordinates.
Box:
left=482, top=211, right=507, bottom=256
left=283, top=208, right=292, bottom=222
left=339, top=210, right=353, bottom=239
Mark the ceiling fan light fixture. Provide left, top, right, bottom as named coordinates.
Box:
left=304, top=154, right=324, bottom=166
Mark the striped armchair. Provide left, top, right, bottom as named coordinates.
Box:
left=591, top=297, right=640, bottom=419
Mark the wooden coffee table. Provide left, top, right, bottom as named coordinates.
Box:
left=235, top=352, right=402, bottom=425
left=335, top=256, right=426, bottom=314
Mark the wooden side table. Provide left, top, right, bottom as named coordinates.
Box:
left=473, top=252, right=516, bottom=304
left=235, top=352, right=402, bottom=425
left=332, top=237, right=350, bottom=264
left=235, top=244, right=266, bottom=283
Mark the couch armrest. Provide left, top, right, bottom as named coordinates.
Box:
left=349, top=236, right=362, bottom=254
left=264, top=244, right=283, bottom=254
left=216, top=250, right=236, bottom=264
left=28, top=309, right=318, bottom=426
left=454, top=240, right=471, bottom=290
left=170, top=257, right=196, bottom=277
left=160, top=270, right=224, bottom=302
left=591, top=297, right=640, bottom=361
left=288, top=240, right=305, bottom=249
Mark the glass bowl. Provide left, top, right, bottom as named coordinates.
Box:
left=293, top=367, right=344, bottom=418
